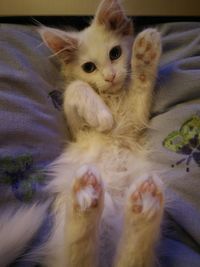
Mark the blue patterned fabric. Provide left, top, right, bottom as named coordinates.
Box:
left=0, top=24, right=68, bottom=266
left=150, top=22, right=200, bottom=267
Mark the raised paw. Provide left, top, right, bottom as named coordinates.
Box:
left=72, top=165, right=104, bottom=212
left=64, top=81, right=113, bottom=133
left=84, top=104, right=114, bottom=133
left=96, top=109, right=114, bottom=132
left=128, top=175, right=164, bottom=222
left=132, top=29, right=161, bottom=81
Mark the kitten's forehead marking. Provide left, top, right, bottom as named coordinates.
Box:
left=79, top=25, right=120, bottom=65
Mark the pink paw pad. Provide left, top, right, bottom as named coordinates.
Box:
left=132, top=29, right=161, bottom=83
left=130, top=177, right=163, bottom=219
left=135, top=30, right=160, bottom=62
left=73, top=166, right=103, bottom=212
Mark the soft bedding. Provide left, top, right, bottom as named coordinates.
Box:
left=150, top=22, right=200, bottom=267
left=0, top=22, right=199, bottom=266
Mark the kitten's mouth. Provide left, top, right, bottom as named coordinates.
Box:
left=111, top=80, right=118, bottom=86
left=101, top=83, right=123, bottom=94
left=94, top=79, right=124, bottom=95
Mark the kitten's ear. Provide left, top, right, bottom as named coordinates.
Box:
left=94, top=0, right=133, bottom=36
left=38, top=27, right=78, bottom=63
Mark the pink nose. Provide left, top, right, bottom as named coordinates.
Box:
left=105, top=73, right=116, bottom=83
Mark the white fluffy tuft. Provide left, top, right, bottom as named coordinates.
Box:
left=0, top=203, right=48, bottom=266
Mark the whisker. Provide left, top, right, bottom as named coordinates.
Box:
left=31, top=17, right=43, bottom=27
left=36, top=41, right=45, bottom=49
left=48, top=46, right=68, bottom=58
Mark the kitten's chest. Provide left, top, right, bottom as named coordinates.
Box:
left=103, top=92, right=136, bottom=138
left=92, top=94, right=149, bottom=195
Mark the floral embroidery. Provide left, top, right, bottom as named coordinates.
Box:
left=0, top=154, right=45, bottom=202
left=48, top=90, right=63, bottom=110
left=163, top=115, right=200, bottom=172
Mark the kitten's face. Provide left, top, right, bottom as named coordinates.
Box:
left=66, top=25, right=133, bottom=94
left=39, top=0, right=134, bottom=94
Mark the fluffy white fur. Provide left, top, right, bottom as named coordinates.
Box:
left=0, top=204, right=48, bottom=266
left=0, top=0, right=165, bottom=266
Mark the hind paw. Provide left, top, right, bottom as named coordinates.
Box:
left=72, top=165, right=103, bottom=212
left=128, top=175, right=164, bottom=222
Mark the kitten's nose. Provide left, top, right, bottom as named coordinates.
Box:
left=105, top=73, right=116, bottom=83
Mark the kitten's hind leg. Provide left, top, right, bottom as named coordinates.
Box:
left=65, top=165, right=104, bottom=267
left=114, top=174, right=164, bottom=267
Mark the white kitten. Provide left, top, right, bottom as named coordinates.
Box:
left=40, top=0, right=163, bottom=267
left=38, top=0, right=164, bottom=266
left=0, top=0, right=164, bottom=266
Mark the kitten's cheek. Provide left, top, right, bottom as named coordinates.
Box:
left=112, top=77, right=124, bottom=89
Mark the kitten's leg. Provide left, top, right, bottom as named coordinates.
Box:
left=129, top=29, right=161, bottom=129
left=114, top=175, right=164, bottom=267
left=64, top=165, right=104, bottom=267
left=63, top=80, right=113, bottom=138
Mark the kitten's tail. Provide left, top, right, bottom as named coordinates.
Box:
left=0, top=203, right=48, bottom=266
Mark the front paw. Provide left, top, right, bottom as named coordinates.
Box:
left=65, top=80, right=114, bottom=132
left=132, top=29, right=161, bottom=80
left=96, top=109, right=114, bottom=132
left=83, top=102, right=114, bottom=132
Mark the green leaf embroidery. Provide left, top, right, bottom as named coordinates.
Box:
left=0, top=154, right=45, bottom=202
left=163, top=115, right=200, bottom=172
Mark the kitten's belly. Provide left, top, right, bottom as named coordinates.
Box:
left=96, top=145, right=150, bottom=267
left=96, top=142, right=150, bottom=197
left=72, top=132, right=151, bottom=197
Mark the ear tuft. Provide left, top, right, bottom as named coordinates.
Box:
left=94, top=0, right=133, bottom=36
left=38, top=27, right=78, bottom=63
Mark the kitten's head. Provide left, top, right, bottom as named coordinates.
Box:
left=39, top=0, right=134, bottom=94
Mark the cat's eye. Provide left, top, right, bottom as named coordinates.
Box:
left=109, top=46, right=122, bottom=61
left=82, top=62, right=96, bottom=73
